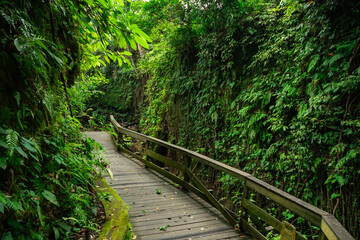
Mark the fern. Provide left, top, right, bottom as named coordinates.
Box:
left=6, top=129, right=19, bottom=157
left=0, top=191, right=23, bottom=212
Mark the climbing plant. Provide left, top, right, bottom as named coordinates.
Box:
left=0, top=0, right=150, bottom=238
left=90, top=0, right=360, bottom=237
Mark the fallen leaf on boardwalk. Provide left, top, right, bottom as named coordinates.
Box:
left=156, top=207, right=159, bottom=210
left=170, top=197, right=173, bottom=200
left=200, top=227, right=204, bottom=230
left=132, top=235, right=137, bottom=239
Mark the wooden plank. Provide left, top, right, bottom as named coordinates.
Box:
left=248, top=211, right=267, bottom=236
left=186, top=168, right=237, bottom=227
left=111, top=116, right=328, bottom=225
left=321, top=215, right=354, bottom=240
left=190, top=229, right=245, bottom=240
left=111, top=115, right=251, bottom=181
left=131, top=211, right=223, bottom=226
left=134, top=217, right=225, bottom=232
left=134, top=218, right=224, bottom=235
left=88, top=131, right=243, bottom=240
left=118, top=147, right=211, bottom=206
left=128, top=204, right=209, bottom=215
left=243, top=199, right=282, bottom=232
left=130, top=206, right=214, bottom=219
left=246, top=178, right=324, bottom=226
left=107, top=121, right=355, bottom=239
left=240, top=218, right=267, bottom=240
left=142, top=224, right=235, bottom=240
left=129, top=208, right=221, bottom=223
left=146, top=149, right=185, bottom=172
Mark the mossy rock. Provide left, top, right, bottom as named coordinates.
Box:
left=97, top=178, right=130, bottom=240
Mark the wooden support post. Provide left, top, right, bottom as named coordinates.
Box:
left=143, top=140, right=149, bottom=168
left=319, top=231, right=327, bottom=240
left=183, top=156, right=191, bottom=191
left=280, top=221, right=296, bottom=240
left=240, top=181, right=250, bottom=230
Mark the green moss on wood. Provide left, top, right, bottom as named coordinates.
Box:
left=97, top=178, right=130, bottom=240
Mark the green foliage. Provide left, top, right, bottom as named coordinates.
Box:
left=0, top=117, right=108, bottom=238
left=98, top=0, right=360, bottom=237
left=0, top=0, right=151, bottom=238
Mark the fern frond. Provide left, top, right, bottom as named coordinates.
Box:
left=6, top=129, right=19, bottom=156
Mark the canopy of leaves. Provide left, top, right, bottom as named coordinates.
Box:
left=0, top=0, right=150, bottom=238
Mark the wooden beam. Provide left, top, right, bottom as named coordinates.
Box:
left=321, top=215, right=354, bottom=240
left=118, top=147, right=210, bottom=205
left=246, top=178, right=324, bottom=226
left=240, top=218, right=267, bottom=240
left=110, top=115, right=354, bottom=240
left=185, top=169, right=237, bottom=227
left=145, top=149, right=185, bottom=172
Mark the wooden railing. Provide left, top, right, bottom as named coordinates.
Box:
left=110, top=115, right=354, bottom=240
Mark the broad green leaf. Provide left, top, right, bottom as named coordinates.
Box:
left=14, top=38, right=26, bottom=53
left=307, top=54, right=320, bottom=73
left=62, top=217, right=78, bottom=222
left=81, top=16, right=91, bottom=24
left=118, top=58, right=123, bottom=67
left=134, top=35, right=149, bottom=49
left=97, top=0, right=107, bottom=8
left=0, top=202, right=4, bottom=213
left=91, top=18, right=100, bottom=29
left=53, top=227, right=60, bottom=240
left=120, top=51, right=132, bottom=56
left=42, top=190, right=60, bottom=207
left=15, top=147, right=28, bottom=159
left=118, top=31, right=127, bottom=48
left=0, top=128, right=6, bottom=134
left=0, top=156, right=7, bottom=169
left=13, top=92, right=20, bottom=106
left=104, top=55, right=110, bottom=64
left=297, top=102, right=307, bottom=118
left=37, top=203, right=44, bottom=226
left=128, top=38, right=137, bottom=50
left=48, top=52, right=64, bottom=66
left=21, top=138, right=37, bottom=153
left=7, top=218, right=22, bottom=230
left=130, top=24, right=152, bottom=42
left=0, top=139, right=8, bottom=149
left=57, top=222, right=71, bottom=232
left=1, top=232, right=13, bottom=240
left=122, top=57, right=131, bottom=66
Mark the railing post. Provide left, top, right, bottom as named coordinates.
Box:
left=143, top=140, right=149, bottom=168
left=319, top=231, right=327, bottom=240
left=241, top=180, right=250, bottom=223
left=183, top=156, right=191, bottom=191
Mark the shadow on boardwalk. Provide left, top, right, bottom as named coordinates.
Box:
left=86, top=131, right=251, bottom=240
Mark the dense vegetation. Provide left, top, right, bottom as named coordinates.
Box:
left=91, top=0, right=360, bottom=238
left=0, top=0, right=149, bottom=239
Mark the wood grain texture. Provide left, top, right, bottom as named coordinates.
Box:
left=109, top=116, right=355, bottom=240
left=85, top=131, right=249, bottom=240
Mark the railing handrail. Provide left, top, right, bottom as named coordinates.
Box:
left=110, top=115, right=353, bottom=240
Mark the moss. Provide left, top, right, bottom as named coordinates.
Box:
left=97, top=178, right=130, bottom=240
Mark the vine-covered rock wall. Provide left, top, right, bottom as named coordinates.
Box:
left=102, top=0, right=360, bottom=237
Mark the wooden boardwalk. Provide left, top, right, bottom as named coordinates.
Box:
left=86, top=131, right=250, bottom=240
